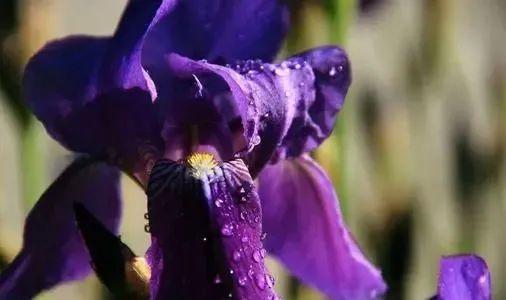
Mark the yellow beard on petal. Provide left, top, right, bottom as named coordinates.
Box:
left=185, top=152, right=218, bottom=177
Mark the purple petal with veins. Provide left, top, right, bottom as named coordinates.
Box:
left=146, top=155, right=276, bottom=299
left=437, top=255, right=491, bottom=300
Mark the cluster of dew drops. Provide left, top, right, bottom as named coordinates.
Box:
left=205, top=182, right=279, bottom=299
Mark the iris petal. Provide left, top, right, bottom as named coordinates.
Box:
left=258, top=155, right=387, bottom=299
left=0, top=158, right=121, bottom=299
left=437, top=255, right=491, bottom=300
left=142, top=0, right=288, bottom=71
left=277, top=46, right=351, bottom=159
left=23, top=38, right=162, bottom=173
left=146, top=157, right=276, bottom=299
left=162, top=53, right=315, bottom=176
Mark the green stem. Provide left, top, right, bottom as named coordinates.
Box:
left=20, top=119, right=46, bottom=209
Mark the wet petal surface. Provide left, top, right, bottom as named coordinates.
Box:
left=147, top=156, right=276, bottom=299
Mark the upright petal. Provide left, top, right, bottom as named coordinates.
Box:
left=100, top=0, right=176, bottom=97
left=276, top=46, right=352, bottom=159
left=162, top=53, right=315, bottom=176
left=258, top=155, right=386, bottom=299
left=146, top=156, right=276, bottom=300
left=437, top=255, right=491, bottom=300
left=0, top=158, right=121, bottom=299
left=142, top=0, right=288, bottom=70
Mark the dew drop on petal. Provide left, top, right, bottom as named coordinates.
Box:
left=221, top=224, right=233, bottom=236
left=274, top=68, right=287, bottom=76
left=238, top=276, right=247, bottom=286
left=252, top=250, right=262, bottom=263
left=241, top=236, right=249, bottom=243
left=214, top=274, right=222, bottom=284
left=233, top=251, right=242, bottom=262
left=214, top=198, right=223, bottom=208
left=255, top=274, right=266, bottom=290
left=248, top=268, right=255, bottom=279
left=329, top=66, right=337, bottom=77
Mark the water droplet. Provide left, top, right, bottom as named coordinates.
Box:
left=254, top=216, right=260, bottom=223
left=248, top=268, right=255, bottom=278
left=144, top=212, right=149, bottom=220
left=202, top=237, right=208, bottom=242
left=229, top=269, right=235, bottom=275
left=227, top=293, right=233, bottom=298
left=294, top=63, right=302, bottom=70
left=241, top=236, right=249, bottom=243
left=260, top=249, right=266, bottom=258
left=299, top=82, right=305, bottom=87
left=214, top=274, right=222, bottom=284
left=261, top=232, right=267, bottom=240
left=329, top=66, right=337, bottom=77
left=233, top=251, right=242, bottom=262
left=199, top=59, right=208, bottom=63
left=266, top=274, right=275, bottom=288
left=252, top=135, right=261, bottom=145
left=144, top=224, right=150, bottom=233
left=253, top=250, right=262, bottom=263
left=221, top=224, right=233, bottom=236
left=337, top=65, right=344, bottom=72
left=255, top=274, right=266, bottom=290
left=240, top=211, right=247, bottom=220
left=274, top=68, right=287, bottom=76
left=284, top=91, right=289, bottom=97
left=214, top=198, right=223, bottom=208
left=238, top=276, right=247, bottom=286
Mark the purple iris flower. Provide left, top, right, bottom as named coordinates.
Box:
left=435, top=254, right=492, bottom=300
left=0, top=0, right=388, bottom=299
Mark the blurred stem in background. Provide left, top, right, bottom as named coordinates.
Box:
left=319, top=0, right=357, bottom=217
left=0, top=0, right=49, bottom=210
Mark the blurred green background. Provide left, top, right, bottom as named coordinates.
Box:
left=0, top=0, right=504, bottom=299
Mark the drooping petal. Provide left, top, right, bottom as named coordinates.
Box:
left=146, top=156, right=276, bottom=300
left=276, top=46, right=351, bottom=159
left=258, top=155, right=386, bottom=299
left=0, top=158, right=121, bottom=299
left=161, top=53, right=315, bottom=176
left=437, top=255, right=491, bottom=300
left=24, top=37, right=163, bottom=172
